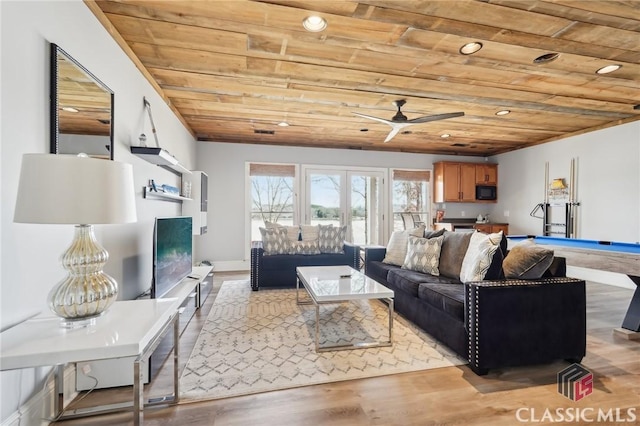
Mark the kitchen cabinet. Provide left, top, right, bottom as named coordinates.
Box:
left=474, top=223, right=509, bottom=235
left=476, top=164, right=498, bottom=184
left=434, top=162, right=477, bottom=202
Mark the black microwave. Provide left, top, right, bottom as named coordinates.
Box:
left=476, top=185, right=497, bottom=200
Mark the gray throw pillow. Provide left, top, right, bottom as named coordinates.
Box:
left=318, top=224, right=347, bottom=253
left=259, top=227, right=290, bottom=255
left=402, top=235, right=444, bottom=275
left=424, top=228, right=445, bottom=239
left=438, top=231, right=473, bottom=280
left=503, top=239, right=554, bottom=279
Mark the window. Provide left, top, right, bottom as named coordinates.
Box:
left=391, top=169, right=431, bottom=231
left=249, top=163, right=297, bottom=241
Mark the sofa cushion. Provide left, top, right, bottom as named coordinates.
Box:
left=503, top=239, right=555, bottom=279
left=383, top=226, right=426, bottom=266
left=318, top=224, right=347, bottom=253
left=402, top=235, right=444, bottom=275
left=438, top=231, right=473, bottom=280
left=289, top=240, right=321, bottom=255
left=366, top=260, right=399, bottom=284
left=259, top=227, right=290, bottom=255
left=460, top=231, right=503, bottom=283
left=417, top=283, right=465, bottom=319
left=387, top=269, right=431, bottom=297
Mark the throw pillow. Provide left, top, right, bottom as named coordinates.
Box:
left=300, top=224, right=320, bottom=242
left=265, top=221, right=300, bottom=242
left=382, top=225, right=426, bottom=266
left=318, top=224, right=347, bottom=253
left=503, top=239, right=555, bottom=279
left=438, top=231, right=473, bottom=279
left=289, top=240, right=321, bottom=255
left=259, top=227, right=290, bottom=255
left=424, top=228, right=445, bottom=239
left=459, top=231, right=503, bottom=283
left=402, top=235, right=444, bottom=275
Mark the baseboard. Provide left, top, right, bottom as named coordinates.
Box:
left=1, top=365, right=77, bottom=426
left=566, top=266, right=636, bottom=290
left=212, top=259, right=249, bottom=272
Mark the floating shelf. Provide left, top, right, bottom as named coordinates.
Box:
left=143, top=186, right=192, bottom=203
left=131, top=146, right=192, bottom=176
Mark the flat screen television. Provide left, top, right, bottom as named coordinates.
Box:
left=152, top=216, right=193, bottom=298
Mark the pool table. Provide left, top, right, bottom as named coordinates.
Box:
left=508, top=235, right=640, bottom=334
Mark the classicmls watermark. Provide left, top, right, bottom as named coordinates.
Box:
left=515, top=364, right=637, bottom=423
left=558, top=363, right=593, bottom=401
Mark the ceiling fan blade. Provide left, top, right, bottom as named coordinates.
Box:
left=408, top=112, right=465, bottom=124
left=353, top=112, right=393, bottom=126
left=384, top=126, right=402, bottom=143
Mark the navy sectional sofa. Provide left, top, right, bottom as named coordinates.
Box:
left=364, top=239, right=586, bottom=375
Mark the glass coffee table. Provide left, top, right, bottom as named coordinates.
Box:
left=296, top=265, right=394, bottom=352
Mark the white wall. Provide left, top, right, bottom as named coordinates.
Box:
left=0, top=1, right=196, bottom=422
left=493, top=121, right=640, bottom=243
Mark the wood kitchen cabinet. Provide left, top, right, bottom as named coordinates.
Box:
left=476, top=164, right=498, bottom=184
left=474, top=223, right=509, bottom=234
left=434, top=162, right=477, bottom=202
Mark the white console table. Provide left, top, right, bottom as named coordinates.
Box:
left=0, top=298, right=180, bottom=425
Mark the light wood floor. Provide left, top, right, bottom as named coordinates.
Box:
left=54, top=272, right=639, bottom=425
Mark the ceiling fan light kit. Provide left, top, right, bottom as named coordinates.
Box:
left=353, top=100, right=464, bottom=143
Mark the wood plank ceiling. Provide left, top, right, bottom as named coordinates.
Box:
left=89, top=0, right=640, bottom=156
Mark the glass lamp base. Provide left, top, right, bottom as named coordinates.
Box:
left=59, top=314, right=101, bottom=329
left=49, top=225, right=118, bottom=321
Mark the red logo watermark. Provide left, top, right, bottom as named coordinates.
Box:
left=557, top=363, right=593, bottom=401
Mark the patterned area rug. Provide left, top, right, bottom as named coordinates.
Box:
left=180, top=280, right=465, bottom=402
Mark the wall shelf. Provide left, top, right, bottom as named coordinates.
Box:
left=143, top=186, right=191, bottom=203
left=131, top=146, right=192, bottom=176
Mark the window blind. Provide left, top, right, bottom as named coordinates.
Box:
left=249, top=163, right=295, bottom=177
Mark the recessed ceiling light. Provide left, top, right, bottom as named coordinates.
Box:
left=440, top=133, right=451, bottom=138
left=459, top=42, right=483, bottom=55
left=596, top=64, right=621, bottom=74
left=495, top=110, right=511, bottom=116
left=533, top=53, right=560, bottom=64
left=277, top=121, right=289, bottom=127
left=62, top=107, right=79, bottom=113
left=302, top=16, right=327, bottom=32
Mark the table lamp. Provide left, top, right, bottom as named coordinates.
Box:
left=13, top=153, right=137, bottom=326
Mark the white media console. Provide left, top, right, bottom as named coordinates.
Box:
left=76, top=265, right=213, bottom=390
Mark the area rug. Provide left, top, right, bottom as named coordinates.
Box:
left=180, top=280, right=465, bottom=402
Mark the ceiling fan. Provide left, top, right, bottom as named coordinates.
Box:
left=353, top=100, right=464, bottom=143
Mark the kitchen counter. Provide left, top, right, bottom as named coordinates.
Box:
left=434, top=219, right=509, bottom=234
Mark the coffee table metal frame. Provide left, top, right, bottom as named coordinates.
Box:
left=296, top=265, right=394, bottom=352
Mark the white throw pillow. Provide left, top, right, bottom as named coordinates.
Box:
left=402, top=235, right=444, bottom=275
left=300, top=224, right=320, bottom=242
left=265, top=221, right=300, bottom=242
left=382, top=225, right=426, bottom=266
left=459, top=231, right=503, bottom=282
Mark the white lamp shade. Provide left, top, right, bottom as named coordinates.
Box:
left=14, top=154, right=137, bottom=224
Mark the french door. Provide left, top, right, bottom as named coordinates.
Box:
left=303, top=167, right=385, bottom=245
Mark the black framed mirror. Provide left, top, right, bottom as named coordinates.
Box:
left=50, top=43, right=114, bottom=159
